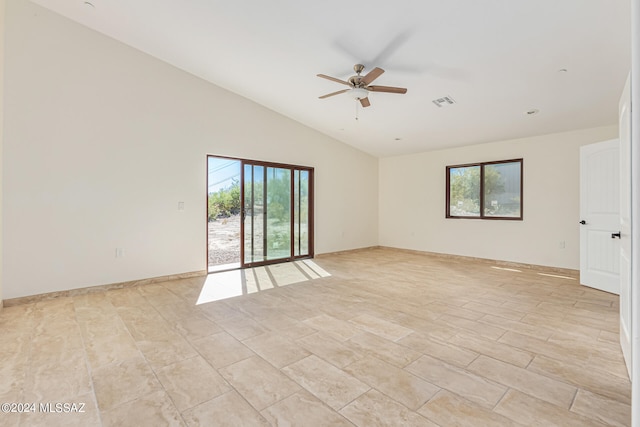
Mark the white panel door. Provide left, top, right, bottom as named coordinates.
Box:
left=579, top=139, right=620, bottom=294
left=619, top=74, right=632, bottom=377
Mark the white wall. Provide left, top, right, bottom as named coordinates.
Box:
left=379, top=126, right=617, bottom=270
left=2, top=0, right=378, bottom=299
left=0, top=0, right=5, bottom=308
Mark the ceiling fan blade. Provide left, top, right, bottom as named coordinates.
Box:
left=359, top=97, right=371, bottom=108
left=319, top=89, right=350, bottom=99
left=317, top=74, right=351, bottom=86
left=368, top=85, right=407, bottom=94
left=361, top=67, right=384, bottom=85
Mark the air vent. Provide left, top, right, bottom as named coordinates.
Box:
left=432, top=96, right=456, bottom=107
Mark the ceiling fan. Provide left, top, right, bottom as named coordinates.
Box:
left=317, top=64, right=407, bottom=108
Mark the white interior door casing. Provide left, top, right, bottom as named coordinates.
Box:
left=619, top=74, right=632, bottom=378
left=630, top=2, right=639, bottom=423
left=580, top=139, right=621, bottom=295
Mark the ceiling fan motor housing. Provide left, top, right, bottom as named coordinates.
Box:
left=350, top=64, right=366, bottom=87
left=349, top=75, right=364, bottom=87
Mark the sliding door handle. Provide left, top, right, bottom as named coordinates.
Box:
left=612, top=232, right=621, bottom=239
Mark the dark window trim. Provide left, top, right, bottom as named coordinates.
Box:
left=445, top=158, right=523, bottom=220
left=206, top=154, right=314, bottom=271
left=240, top=160, right=314, bottom=267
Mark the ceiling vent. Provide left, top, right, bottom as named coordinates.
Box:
left=432, top=96, right=456, bottom=107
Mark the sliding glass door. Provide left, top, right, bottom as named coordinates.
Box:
left=243, top=164, right=264, bottom=264
left=293, top=169, right=310, bottom=257
left=207, top=156, right=242, bottom=272
left=242, top=161, right=312, bottom=267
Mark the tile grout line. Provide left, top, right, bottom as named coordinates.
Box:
left=72, top=298, right=105, bottom=427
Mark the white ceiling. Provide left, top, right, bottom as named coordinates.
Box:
left=31, top=0, right=631, bottom=157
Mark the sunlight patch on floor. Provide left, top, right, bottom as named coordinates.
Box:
left=196, top=259, right=331, bottom=305
left=537, top=272, right=577, bottom=280
left=208, top=262, right=241, bottom=273
left=491, top=266, right=522, bottom=272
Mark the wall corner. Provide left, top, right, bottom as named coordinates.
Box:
left=0, top=0, right=6, bottom=311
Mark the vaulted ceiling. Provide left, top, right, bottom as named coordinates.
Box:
left=31, top=0, right=631, bottom=157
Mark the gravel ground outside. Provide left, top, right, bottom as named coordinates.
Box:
left=208, top=213, right=304, bottom=266
left=208, top=214, right=241, bottom=266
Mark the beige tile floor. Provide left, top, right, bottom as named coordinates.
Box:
left=0, top=247, right=630, bottom=426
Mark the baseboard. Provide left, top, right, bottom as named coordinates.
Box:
left=362, top=246, right=579, bottom=278
left=3, top=270, right=207, bottom=308
left=315, top=246, right=380, bottom=257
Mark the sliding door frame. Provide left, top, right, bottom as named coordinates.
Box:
left=206, top=154, right=314, bottom=271
left=240, top=159, right=314, bottom=268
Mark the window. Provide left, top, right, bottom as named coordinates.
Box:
left=446, top=158, right=523, bottom=220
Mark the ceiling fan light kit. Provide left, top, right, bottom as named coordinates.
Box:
left=317, top=64, right=407, bottom=109
left=350, top=88, right=369, bottom=100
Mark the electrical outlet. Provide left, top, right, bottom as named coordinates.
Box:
left=178, top=202, right=185, bottom=211
left=116, top=248, right=125, bottom=258
left=559, top=241, right=565, bottom=249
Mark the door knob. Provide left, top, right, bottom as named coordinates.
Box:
left=579, top=220, right=586, bottom=225
left=612, top=232, right=621, bottom=239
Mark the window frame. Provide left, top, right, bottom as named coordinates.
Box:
left=445, top=158, right=523, bottom=220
